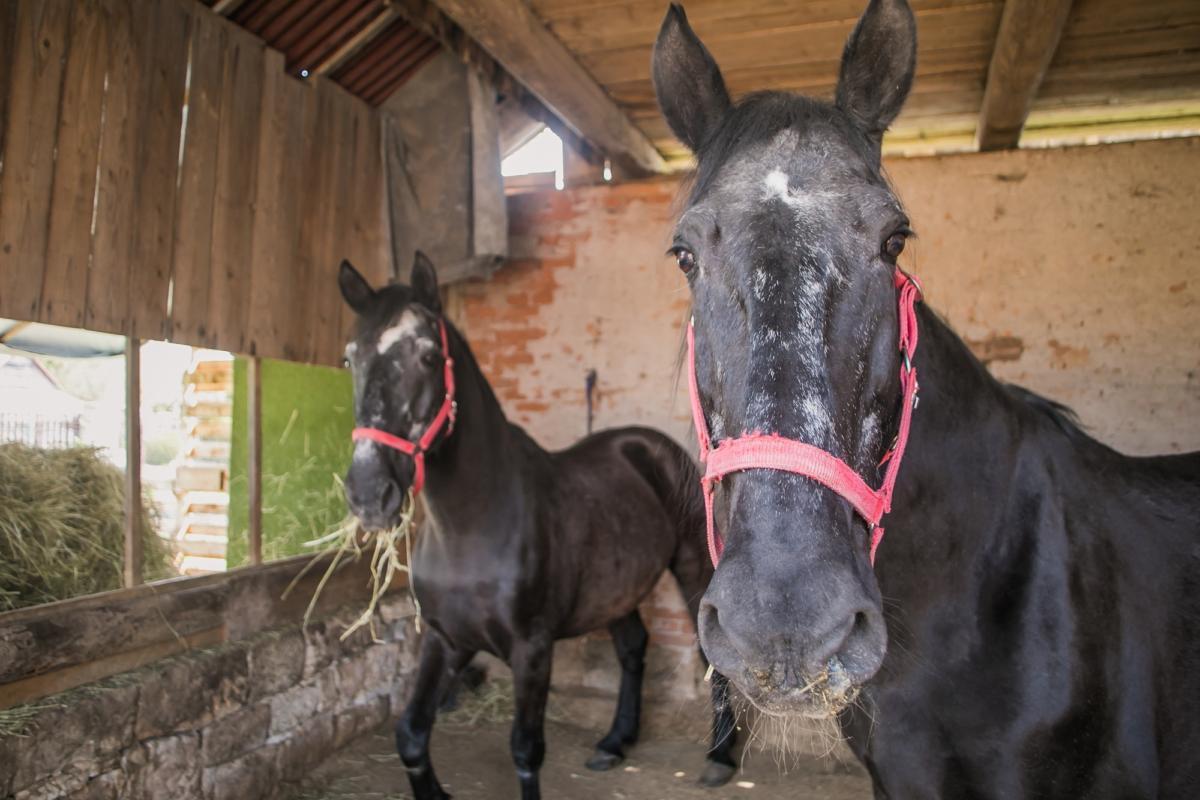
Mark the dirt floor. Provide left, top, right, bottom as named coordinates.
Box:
left=287, top=687, right=873, bottom=800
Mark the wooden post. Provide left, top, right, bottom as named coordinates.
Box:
left=425, top=0, right=668, bottom=175
left=247, top=356, right=263, bottom=565
left=123, top=337, right=143, bottom=588
left=975, top=0, right=1075, bottom=151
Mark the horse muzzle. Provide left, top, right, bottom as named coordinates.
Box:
left=697, top=545, right=888, bottom=718
left=344, top=444, right=413, bottom=531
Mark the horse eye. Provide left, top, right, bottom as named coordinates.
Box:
left=883, top=233, right=906, bottom=261
left=673, top=248, right=696, bottom=274
left=420, top=351, right=441, bottom=370
left=341, top=356, right=350, bottom=369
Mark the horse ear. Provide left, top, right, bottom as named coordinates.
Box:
left=835, top=0, right=917, bottom=146
left=410, top=251, right=441, bottom=313
left=338, top=259, right=375, bottom=314
left=652, top=4, right=731, bottom=153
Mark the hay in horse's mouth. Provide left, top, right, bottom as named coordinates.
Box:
left=741, top=657, right=859, bottom=721
left=283, top=488, right=420, bottom=640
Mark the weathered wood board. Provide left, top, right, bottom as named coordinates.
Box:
left=0, top=0, right=392, bottom=366
left=0, top=553, right=408, bottom=709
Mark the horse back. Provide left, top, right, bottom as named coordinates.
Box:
left=536, top=427, right=701, bottom=637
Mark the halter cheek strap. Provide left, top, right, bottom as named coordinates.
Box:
left=688, top=269, right=923, bottom=567
left=351, top=318, right=457, bottom=495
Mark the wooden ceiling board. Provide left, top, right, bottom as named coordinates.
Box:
left=543, top=0, right=1000, bottom=57
left=523, top=0, right=1200, bottom=159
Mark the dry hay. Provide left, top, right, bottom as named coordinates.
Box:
left=0, top=443, right=173, bottom=611
left=284, top=486, right=420, bottom=642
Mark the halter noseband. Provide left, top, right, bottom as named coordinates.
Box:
left=351, top=318, right=457, bottom=495
left=687, top=269, right=923, bottom=567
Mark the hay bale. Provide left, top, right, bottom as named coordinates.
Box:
left=0, top=443, right=174, bottom=610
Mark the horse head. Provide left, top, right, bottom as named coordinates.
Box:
left=338, top=252, right=451, bottom=531
left=653, top=0, right=918, bottom=718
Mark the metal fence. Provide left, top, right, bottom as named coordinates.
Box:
left=0, top=414, right=83, bottom=449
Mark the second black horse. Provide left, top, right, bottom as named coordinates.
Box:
left=337, top=253, right=738, bottom=800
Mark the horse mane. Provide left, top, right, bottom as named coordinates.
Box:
left=1004, top=384, right=1091, bottom=442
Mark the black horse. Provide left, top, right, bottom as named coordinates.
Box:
left=652, top=1, right=1200, bottom=797
left=337, top=254, right=738, bottom=800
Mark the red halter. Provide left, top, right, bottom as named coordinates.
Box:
left=351, top=318, right=457, bottom=495
left=687, top=269, right=923, bottom=567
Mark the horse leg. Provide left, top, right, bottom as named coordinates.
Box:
left=670, top=552, right=739, bottom=787
left=509, top=637, right=553, bottom=800
left=438, top=660, right=487, bottom=712
left=587, top=610, right=649, bottom=771
left=395, top=632, right=473, bottom=800
left=701, top=664, right=739, bottom=786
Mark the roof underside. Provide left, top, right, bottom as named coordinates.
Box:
left=529, top=0, right=1200, bottom=163
left=204, top=0, right=1200, bottom=166
left=203, top=0, right=442, bottom=106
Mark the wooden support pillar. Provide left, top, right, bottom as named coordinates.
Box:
left=247, top=357, right=263, bottom=565
left=123, top=338, right=142, bottom=588
left=424, top=0, right=668, bottom=175
left=976, top=0, right=1075, bottom=151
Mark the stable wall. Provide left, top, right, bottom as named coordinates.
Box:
left=449, top=136, right=1200, bottom=456
left=0, top=597, right=419, bottom=800
left=445, top=136, right=1200, bottom=699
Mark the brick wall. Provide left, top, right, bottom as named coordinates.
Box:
left=0, top=598, right=419, bottom=800
left=445, top=136, right=1200, bottom=705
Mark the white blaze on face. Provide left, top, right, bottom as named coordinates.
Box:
left=376, top=309, right=423, bottom=355
left=764, top=168, right=790, bottom=199
left=353, top=438, right=376, bottom=463
left=762, top=167, right=838, bottom=221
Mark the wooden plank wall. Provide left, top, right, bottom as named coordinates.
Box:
left=0, top=0, right=392, bottom=366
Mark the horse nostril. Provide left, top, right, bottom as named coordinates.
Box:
left=344, top=479, right=363, bottom=513
left=379, top=480, right=402, bottom=518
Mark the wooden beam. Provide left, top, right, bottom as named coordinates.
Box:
left=211, top=0, right=249, bottom=16
left=424, top=0, right=667, bottom=175
left=976, top=0, right=1075, bottom=152
left=123, top=337, right=143, bottom=588
left=247, top=356, right=263, bottom=565
left=0, top=552, right=410, bottom=709
left=314, top=2, right=401, bottom=76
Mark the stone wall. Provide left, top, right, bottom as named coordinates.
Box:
left=445, top=136, right=1200, bottom=705
left=0, top=597, right=419, bottom=800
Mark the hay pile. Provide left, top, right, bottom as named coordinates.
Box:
left=0, top=443, right=173, bottom=610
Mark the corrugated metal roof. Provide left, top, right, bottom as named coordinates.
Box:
left=204, top=0, right=441, bottom=106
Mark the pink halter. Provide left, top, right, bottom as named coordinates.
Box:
left=687, top=269, right=923, bottom=567
left=352, top=318, right=457, bottom=495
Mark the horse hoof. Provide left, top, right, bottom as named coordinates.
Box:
left=586, top=749, right=624, bottom=771
left=699, top=760, right=736, bottom=787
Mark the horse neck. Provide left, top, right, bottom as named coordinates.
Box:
left=884, top=305, right=1034, bottom=569
left=420, top=323, right=519, bottom=531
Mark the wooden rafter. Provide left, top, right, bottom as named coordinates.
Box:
left=313, top=2, right=402, bottom=76
left=424, top=0, right=668, bottom=175
left=976, top=0, right=1076, bottom=151
left=390, top=0, right=601, bottom=165
left=211, top=0, right=249, bottom=17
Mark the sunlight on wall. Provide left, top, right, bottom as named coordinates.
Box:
left=502, top=126, right=564, bottom=190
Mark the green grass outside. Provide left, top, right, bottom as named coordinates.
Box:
left=228, top=358, right=355, bottom=567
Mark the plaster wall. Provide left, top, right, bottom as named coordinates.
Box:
left=445, top=136, right=1200, bottom=707
left=450, top=136, right=1199, bottom=459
